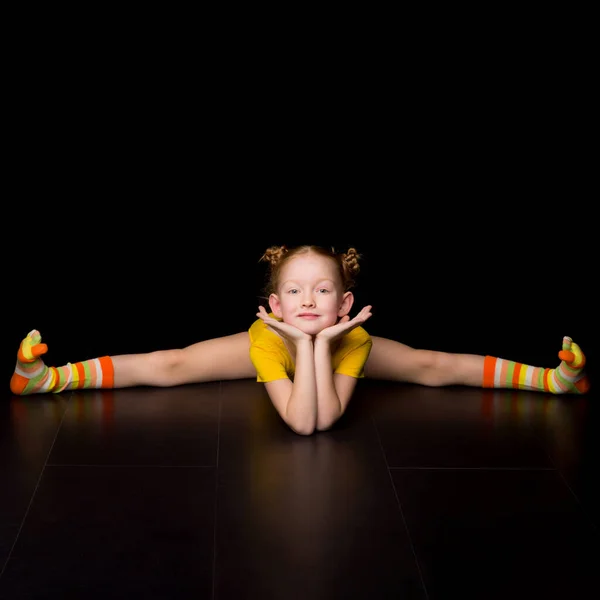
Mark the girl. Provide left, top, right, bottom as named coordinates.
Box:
left=10, top=245, right=590, bottom=435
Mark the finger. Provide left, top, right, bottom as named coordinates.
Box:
left=358, top=306, right=372, bottom=320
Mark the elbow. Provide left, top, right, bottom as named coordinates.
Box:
left=284, top=412, right=317, bottom=436
left=295, top=426, right=316, bottom=436
left=316, top=422, right=334, bottom=433
left=287, top=413, right=340, bottom=435
left=316, top=412, right=342, bottom=432
left=289, top=421, right=316, bottom=436
left=283, top=398, right=317, bottom=436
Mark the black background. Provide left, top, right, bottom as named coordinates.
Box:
left=3, top=30, right=596, bottom=391
left=5, top=195, right=595, bottom=390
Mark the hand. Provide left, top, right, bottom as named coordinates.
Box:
left=256, top=306, right=313, bottom=344
left=315, top=305, right=373, bottom=344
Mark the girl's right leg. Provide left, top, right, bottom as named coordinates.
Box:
left=10, top=330, right=255, bottom=395
left=113, top=332, right=255, bottom=387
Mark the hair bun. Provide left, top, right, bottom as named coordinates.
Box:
left=259, top=245, right=288, bottom=268
left=343, top=247, right=361, bottom=277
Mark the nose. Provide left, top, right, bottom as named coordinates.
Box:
left=301, top=294, right=316, bottom=308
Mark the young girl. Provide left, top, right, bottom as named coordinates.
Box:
left=10, top=245, right=590, bottom=435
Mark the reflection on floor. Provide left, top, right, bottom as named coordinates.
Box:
left=1, top=380, right=598, bottom=599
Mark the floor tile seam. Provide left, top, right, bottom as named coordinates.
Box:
left=526, top=423, right=598, bottom=530
left=44, top=463, right=217, bottom=468
left=369, top=414, right=430, bottom=600
left=388, top=466, right=557, bottom=471
left=212, top=380, right=223, bottom=600
left=555, top=468, right=598, bottom=531
left=0, top=391, right=71, bottom=580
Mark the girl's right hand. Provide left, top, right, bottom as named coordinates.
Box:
left=256, top=306, right=312, bottom=344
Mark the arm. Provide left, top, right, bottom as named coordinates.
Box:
left=313, top=338, right=359, bottom=431
left=313, top=305, right=373, bottom=431
left=264, top=338, right=318, bottom=435
left=255, top=306, right=372, bottom=435
left=254, top=308, right=320, bottom=435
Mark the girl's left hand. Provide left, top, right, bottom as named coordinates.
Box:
left=315, top=305, right=373, bottom=344
left=256, top=306, right=312, bottom=344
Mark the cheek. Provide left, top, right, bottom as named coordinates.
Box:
left=279, top=297, right=295, bottom=314
left=322, top=295, right=342, bottom=314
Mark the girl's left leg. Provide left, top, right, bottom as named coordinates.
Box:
left=364, top=336, right=484, bottom=386
left=364, top=335, right=589, bottom=394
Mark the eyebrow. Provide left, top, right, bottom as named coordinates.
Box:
left=281, top=278, right=336, bottom=287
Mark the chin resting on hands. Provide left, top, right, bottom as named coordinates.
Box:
left=316, top=305, right=373, bottom=343
left=256, top=306, right=312, bottom=344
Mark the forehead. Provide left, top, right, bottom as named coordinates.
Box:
left=280, top=254, right=339, bottom=282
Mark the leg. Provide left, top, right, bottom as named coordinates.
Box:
left=364, top=335, right=484, bottom=386
left=10, top=330, right=255, bottom=395
left=364, top=335, right=590, bottom=394
left=113, top=332, right=255, bottom=387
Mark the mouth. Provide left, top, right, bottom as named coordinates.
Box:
left=298, top=313, right=320, bottom=319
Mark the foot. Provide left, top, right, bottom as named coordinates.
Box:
left=554, top=336, right=590, bottom=394
left=10, top=330, right=51, bottom=395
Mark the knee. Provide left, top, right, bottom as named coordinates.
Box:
left=146, top=349, right=187, bottom=386
left=403, top=350, right=450, bottom=386
left=416, top=351, right=458, bottom=386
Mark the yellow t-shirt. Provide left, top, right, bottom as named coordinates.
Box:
left=248, top=314, right=373, bottom=383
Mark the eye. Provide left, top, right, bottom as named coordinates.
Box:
left=317, top=288, right=329, bottom=294
left=288, top=289, right=299, bottom=294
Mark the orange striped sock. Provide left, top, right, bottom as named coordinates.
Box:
left=482, top=336, right=590, bottom=394
left=10, top=329, right=114, bottom=396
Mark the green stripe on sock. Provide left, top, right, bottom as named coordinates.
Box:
left=505, top=362, right=516, bottom=387
left=537, top=369, right=544, bottom=390
left=82, top=361, right=92, bottom=388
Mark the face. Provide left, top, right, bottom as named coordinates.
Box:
left=269, top=253, right=354, bottom=335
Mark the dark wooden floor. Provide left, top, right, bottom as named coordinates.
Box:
left=1, top=380, right=598, bottom=599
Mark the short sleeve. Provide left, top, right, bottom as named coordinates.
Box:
left=334, top=335, right=373, bottom=378
left=249, top=341, right=290, bottom=383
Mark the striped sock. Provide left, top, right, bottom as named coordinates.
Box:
left=10, top=329, right=114, bottom=395
left=483, top=336, right=590, bottom=394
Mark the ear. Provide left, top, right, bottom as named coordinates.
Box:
left=269, top=293, right=283, bottom=319
left=338, top=291, right=354, bottom=318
